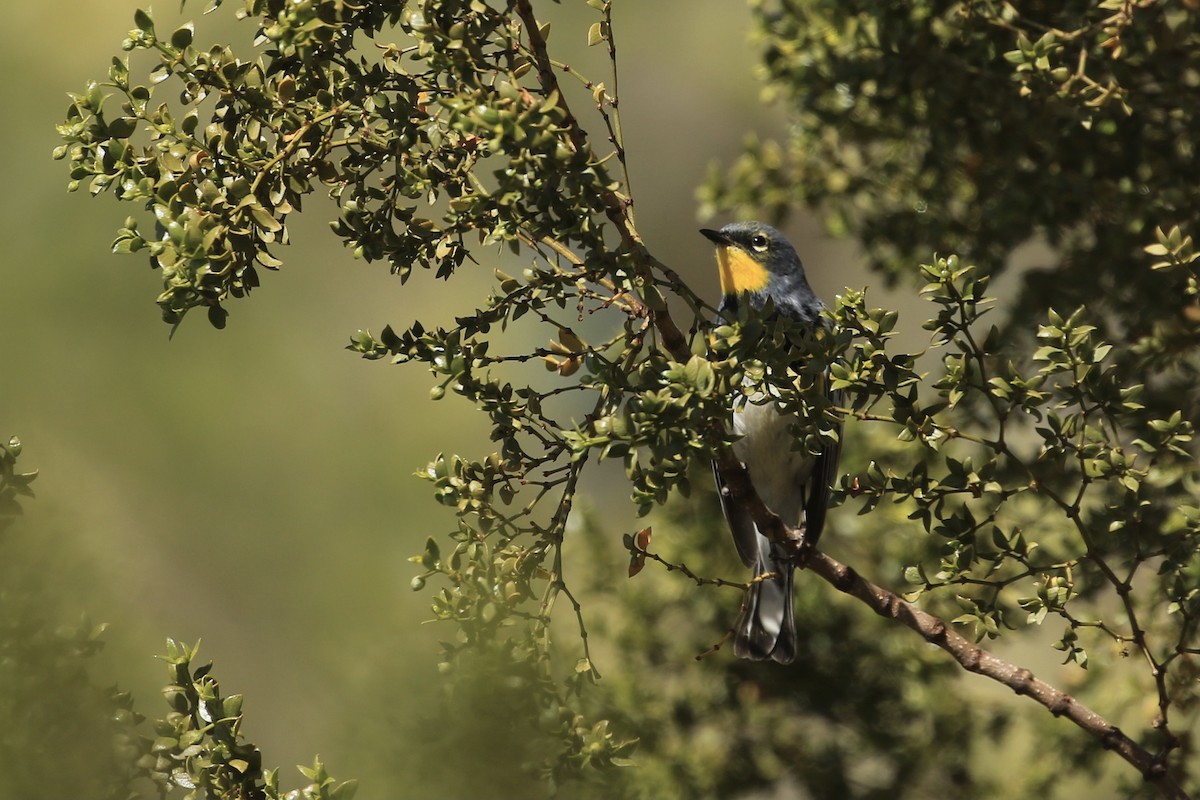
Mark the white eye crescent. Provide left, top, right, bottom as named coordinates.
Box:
left=750, top=234, right=769, bottom=252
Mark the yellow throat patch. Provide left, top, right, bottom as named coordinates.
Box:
left=715, top=245, right=770, bottom=296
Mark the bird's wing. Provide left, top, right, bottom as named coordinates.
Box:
left=713, top=461, right=760, bottom=567
left=802, top=384, right=843, bottom=547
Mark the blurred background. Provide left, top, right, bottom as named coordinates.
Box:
left=1, top=1, right=886, bottom=796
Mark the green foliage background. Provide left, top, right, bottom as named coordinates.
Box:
left=11, top=1, right=1200, bottom=798
left=1, top=2, right=883, bottom=797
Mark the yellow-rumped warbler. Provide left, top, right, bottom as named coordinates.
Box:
left=701, top=222, right=841, bottom=663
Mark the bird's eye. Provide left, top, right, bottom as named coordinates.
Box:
left=750, top=234, right=769, bottom=251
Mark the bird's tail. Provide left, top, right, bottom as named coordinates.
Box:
left=734, top=536, right=796, bottom=663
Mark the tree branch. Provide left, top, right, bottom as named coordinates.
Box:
left=514, top=0, right=691, bottom=361
left=807, top=547, right=1186, bottom=798
left=710, top=454, right=1188, bottom=798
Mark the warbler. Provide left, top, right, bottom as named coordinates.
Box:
left=700, top=222, right=841, bottom=664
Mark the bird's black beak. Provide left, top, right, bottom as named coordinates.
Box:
left=699, top=228, right=730, bottom=246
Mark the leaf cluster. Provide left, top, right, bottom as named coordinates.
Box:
left=0, top=436, right=37, bottom=536
left=55, top=0, right=629, bottom=329
left=137, top=639, right=358, bottom=800
left=0, top=438, right=359, bottom=799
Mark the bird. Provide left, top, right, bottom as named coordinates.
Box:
left=700, top=221, right=841, bottom=663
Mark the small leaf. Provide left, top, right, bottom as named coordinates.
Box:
left=134, top=7, right=154, bottom=33
left=627, top=527, right=650, bottom=577
left=207, top=304, right=228, bottom=329
left=170, top=23, right=194, bottom=49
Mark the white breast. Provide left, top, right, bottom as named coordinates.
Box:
left=732, top=399, right=812, bottom=525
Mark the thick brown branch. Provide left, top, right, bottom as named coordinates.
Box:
left=709, top=455, right=1187, bottom=798
left=806, top=549, right=1185, bottom=798
left=712, top=449, right=801, bottom=547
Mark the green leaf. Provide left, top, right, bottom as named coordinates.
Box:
left=171, top=23, right=194, bottom=49
left=133, top=7, right=154, bottom=33
left=250, top=205, right=283, bottom=231
left=587, top=22, right=605, bottom=47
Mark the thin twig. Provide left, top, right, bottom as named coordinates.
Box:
left=513, top=0, right=691, bottom=361
left=630, top=544, right=752, bottom=591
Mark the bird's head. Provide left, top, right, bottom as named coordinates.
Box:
left=699, top=221, right=806, bottom=300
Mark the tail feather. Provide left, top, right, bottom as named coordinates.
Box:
left=734, top=537, right=796, bottom=663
